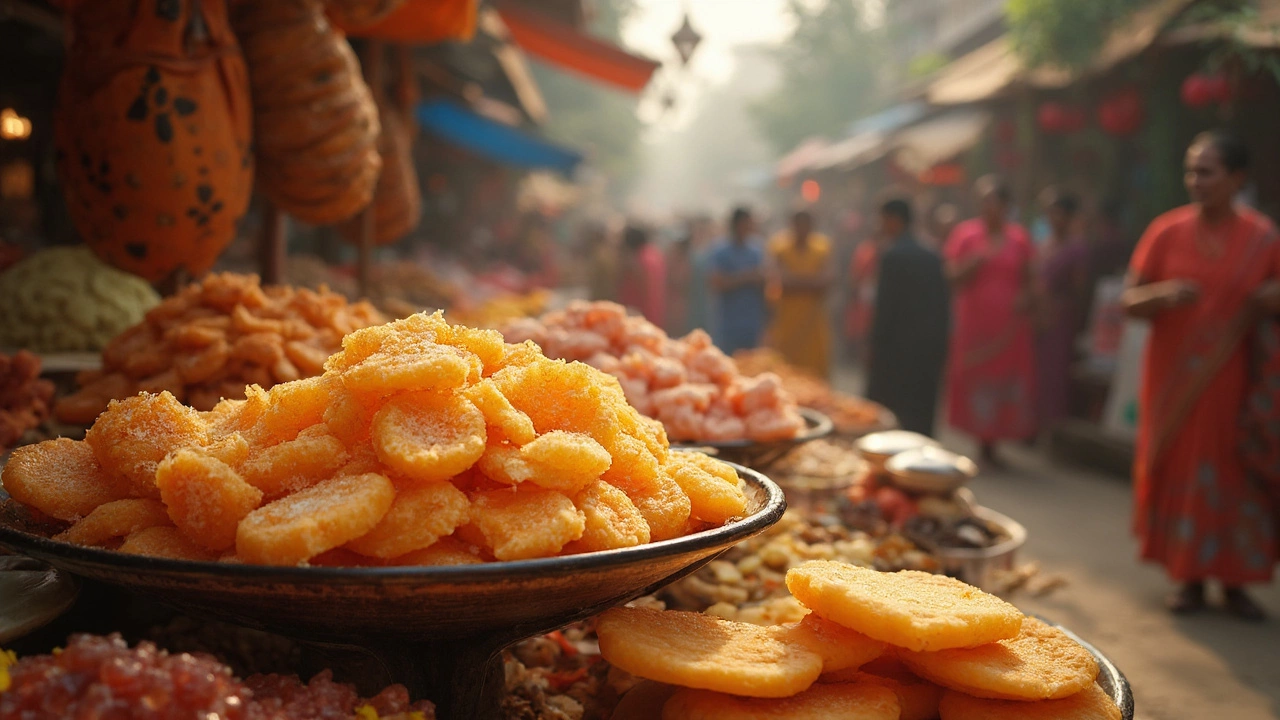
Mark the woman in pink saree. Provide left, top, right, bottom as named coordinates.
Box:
left=944, top=176, right=1038, bottom=465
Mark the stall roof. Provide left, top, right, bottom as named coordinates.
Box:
left=775, top=137, right=831, bottom=180
left=891, top=109, right=991, bottom=174
left=1162, top=0, right=1280, bottom=48
left=927, top=0, right=1200, bottom=105
left=415, top=98, right=583, bottom=174
left=496, top=2, right=659, bottom=94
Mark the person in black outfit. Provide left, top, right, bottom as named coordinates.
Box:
left=865, top=198, right=951, bottom=436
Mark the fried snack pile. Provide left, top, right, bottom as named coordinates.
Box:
left=0, top=634, right=434, bottom=720
left=454, top=289, right=551, bottom=330
left=734, top=349, right=890, bottom=435
left=5, top=312, right=746, bottom=566
left=503, top=302, right=805, bottom=443
left=54, top=273, right=385, bottom=423
left=0, top=350, right=55, bottom=452
left=0, top=247, right=161, bottom=353
left=599, top=561, right=1120, bottom=720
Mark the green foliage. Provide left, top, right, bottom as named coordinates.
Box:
left=1180, top=3, right=1280, bottom=82
left=908, top=52, right=952, bottom=79
left=748, top=0, right=886, bottom=153
left=530, top=0, right=644, bottom=182
left=1007, top=0, right=1148, bottom=68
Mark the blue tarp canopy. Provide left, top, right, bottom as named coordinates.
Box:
left=415, top=99, right=583, bottom=175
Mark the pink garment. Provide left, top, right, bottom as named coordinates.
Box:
left=619, top=244, right=667, bottom=326
left=944, top=219, right=1037, bottom=441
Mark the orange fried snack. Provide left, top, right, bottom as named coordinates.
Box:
left=900, top=617, right=1099, bottom=701
left=346, top=481, right=470, bottom=558
left=938, top=683, right=1122, bottom=720
left=1, top=439, right=128, bottom=522
left=596, top=606, right=825, bottom=699
left=564, top=480, right=651, bottom=553
left=664, top=452, right=746, bottom=525
left=118, top=525, right=219, bottom=562
left=156, top=449, right=263, bottom=552
left=519, top=431, right=612, bottom=494
left=469, top=487, right=585, bottom=561
left=622, top=468, right=692, bottom=542
left=769, top=614, right=887, bottom=673
left=239, top=427, right=349, bottom=497
left=786, top=561, right=1023, bottom=652
left=84, top=392, right=209, bottom=498
left=825, top=671, right=945, bottom=720
left=463, top=378, right=535, bottom=445
left=236, top=473, right=395, bottom=566
left=372, top=391, right=486, bottom=484
left=661, top=682, right=900, bottom=720
left=388, top=536, right=487, bottom=566
left=54, top=498, right=172, bottom=547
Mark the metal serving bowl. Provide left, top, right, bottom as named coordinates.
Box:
left=885, top=446, right=980, bottom=496
left=0, top=464, right=786, bottom=719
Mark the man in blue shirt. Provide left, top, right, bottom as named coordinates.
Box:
left=708, top=206, right=767, bottom=354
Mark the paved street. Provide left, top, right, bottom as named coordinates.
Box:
left=948, top=438, right=1280, bottom=720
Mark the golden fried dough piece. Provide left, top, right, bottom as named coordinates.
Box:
left=469, top=487, right=585, bottom=561
left=55, top=498, right=171, bottom=547
left=901, top=617, right=1098, bottom=701
left=323, top=387, right=378, bottom=445
left=85, top=392, right=209, bottom=498
left=156, top=450, right=263, bottom=552
left=938, top=683, right=1121, bottom=720
left=249, top=375, right=335, bottom=445
left=201, top=433, right=251, bottom=469
left=118, top=526, right=218, bottom=561
left=1, top=439, right=128, bottom=521
left=612, top=681, right=679, bottom=720
left=825, top=671, right=945, bottom=720
left=678, top=451, right=739, bottom=485
left=341, top=341, right=476, bottom=398
left=787, top=561, right=1023, bottom=652
left=621, top=468, right=692, bottom=542
left=236, top=473, right=396, bottom=566
left=476, top=443, right=537, bottom=485
left=664, top=452, right=746, bottom=525
left=596, top=607, right=823, bottom=698
left=520, top=431, right=612, bottom=494
left=373, top=391, right=486, bottom=484
left=389, top=537, right=487, bottom=566
left=347, top=481, right=470, bottom=558
left=661, top=681, right=900, bottom=720
left=462, top=378, right=536, bottom=445
left=770, top=614, right=886, bottom=672
left=564, top=480, right=650, bottom=553
left=240, top=428, right=349, bottom=497
left=491, top=358, right=623, bottom=452
left=601, top=433, right=662, bottom=495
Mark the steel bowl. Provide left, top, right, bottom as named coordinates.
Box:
left=0, top=464, right=786, bottom=719
left=931, top=506, right=1028, bottom=592
left=672, top=407, right=834, bottom=470
left=885, top=446, right=979, bottom=496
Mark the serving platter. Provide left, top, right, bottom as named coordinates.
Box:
left=0, top=463, right=786, bottom=719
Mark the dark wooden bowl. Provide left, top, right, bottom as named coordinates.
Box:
left=672, top=407, right=834, bottom=470
left=0, top=464, right=785, bottom=719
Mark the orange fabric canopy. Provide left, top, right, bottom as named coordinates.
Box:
left=335, top=0, right=478, bottom=44
left=496, top=3, right=658, bottom=94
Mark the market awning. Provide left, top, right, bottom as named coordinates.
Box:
left=495, top=3, right=659, bottom=93
left=810, top=132, right=890, bottom=172
left=927, top=0, right=1198, bottom=105
left=415, top=98, right=582, bottom=174
left=335, top=0, right=478, bottom=43
left=891, top=109, right=991, bottom=175
left=775, top=138, right=830, bottom=180
left=1162, top=0, right=1280, bottom=48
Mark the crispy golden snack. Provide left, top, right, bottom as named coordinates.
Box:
left=564, top=480, right=650, bottom=553
left=118, top=525, right=219, bottom=562
left=823, top=671, right=945, bottom=720
left=372, top=391, right=486, bottom=484
left=664, top=452, right=746, bottom=525
left=236, top=473, right=395, bottom=566
left=85, top=392, right=209, bottom=498
left=661, top=681, right=900, bottom=720
left=519, top=430, right=612, bottom=494
left=1, top=439, right=129, bottom=522
left=156, top=449, right=262, bottom=552
left=786, top=561, right=1023, bottom=652
left=469, top=487, right=585, bottom=561
left=769, top=614, right=886, bottom=672
left=346, top=481, right=470, bottom=559
left=596, top=606, right=824, bottom=699
left=388, top=536, right=487, bottom=566
left=54, top=498, right=171, bottom=547
left=900, top=617, right=1099, bottom=701
left=938, top=683, right=1122, bottom=720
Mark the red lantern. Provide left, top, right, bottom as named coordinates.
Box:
left=1038, top=102, right=1085, bottom=134
left=1181, top=73, right=1226, bottom=108
left=1098, top=87, right=1145, bottom=136
left=1037, top=103, right=1068, bottom=133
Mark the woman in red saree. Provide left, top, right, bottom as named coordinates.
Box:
left=944, top=176, right=1038, bottom=465
left=1124, top=131, right=1278, bottom=620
